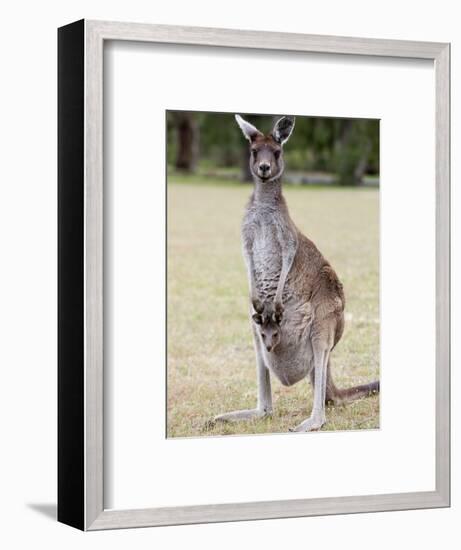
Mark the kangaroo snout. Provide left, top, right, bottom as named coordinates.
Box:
left=258, top=162, right=271, bottom=177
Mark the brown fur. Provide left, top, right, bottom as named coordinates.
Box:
left=214, top=115, right=379, bottom=431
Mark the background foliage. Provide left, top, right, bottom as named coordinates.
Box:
left=167, top=111, right=379, bottom=186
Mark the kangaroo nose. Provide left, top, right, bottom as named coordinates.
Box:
left=260, top=162, right=270, bottom=173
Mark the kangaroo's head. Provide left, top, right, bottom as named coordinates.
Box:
left=235, top=114, right=295, bottom=183
left=252, top=303, right=283, bottom=352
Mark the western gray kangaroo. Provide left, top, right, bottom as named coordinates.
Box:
left=252, top=301, right=284, bottom=353
left=214, top=114, right=379, bottom=432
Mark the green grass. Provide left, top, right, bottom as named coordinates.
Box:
left=167, top=177, right=380, bottom=437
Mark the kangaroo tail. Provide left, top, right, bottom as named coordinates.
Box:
left=325, top=363, right=379, bottom=406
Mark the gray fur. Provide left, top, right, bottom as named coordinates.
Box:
left=214, top=115, right=379, bottom=432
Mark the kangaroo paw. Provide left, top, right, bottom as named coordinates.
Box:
left=273, top=301, right=284, bottom=324
left=252, top=298, right=264, bottom=314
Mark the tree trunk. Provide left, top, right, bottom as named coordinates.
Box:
left=354, top=140, right=372, bottom=185
left=335, top=119, right=370, bottom=186
left=175, top=113, right=198, bottom=172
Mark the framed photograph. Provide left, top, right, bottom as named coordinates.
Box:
left=58, top=19, right=450, bottom=530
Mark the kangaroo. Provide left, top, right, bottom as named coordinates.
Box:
left=252, top=301, right=284, bottom=353
left=214, top=114, right=379, bottom=432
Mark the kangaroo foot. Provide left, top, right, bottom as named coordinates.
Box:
left=290, top=413, right=326, bottom=433
left=213, top=408, right=272, bottom=423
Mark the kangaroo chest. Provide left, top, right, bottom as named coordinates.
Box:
left=252, top=223, right=283, bottom=297
left=243, top=208, right=286, bottom=300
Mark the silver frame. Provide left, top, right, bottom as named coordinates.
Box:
left=67, top=19, right=450, bottom=530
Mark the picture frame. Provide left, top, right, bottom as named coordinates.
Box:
left=58, top=19, right=450, bottom=531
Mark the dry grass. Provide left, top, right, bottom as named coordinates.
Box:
left=167, top=177, right=379, bottom=437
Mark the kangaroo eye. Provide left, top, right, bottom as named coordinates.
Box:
left=273, top=332, right=278, bottom=338
left=274, top=150, right=281, bottom=159
left=261, top=333, right=266, bottom=339
left=252, top=149, right=258, bottom=158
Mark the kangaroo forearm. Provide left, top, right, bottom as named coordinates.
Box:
left=246, top=263, right=260, bottom=304
left=243, top=249, right=263, bottom=308
left=274, top=240, right=297, bottom=304
left=274, top=271, right=288, bottom=304
left=242, top=236, right=258, bottom=299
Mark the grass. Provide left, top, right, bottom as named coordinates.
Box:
left=167, top=176, right=380, bottom=437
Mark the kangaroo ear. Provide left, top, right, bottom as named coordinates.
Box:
left=252, top=313, right=263, bottom=325
left=272, top=116, right=295, bottom=145
left=235, top=114, right=263, bottom=142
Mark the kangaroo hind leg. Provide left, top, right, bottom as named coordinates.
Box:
left=309, top=359, right=337, bottom=405
left=292, top=340, right=330, bottom=432
left=213, top=327, right=272, bottom=424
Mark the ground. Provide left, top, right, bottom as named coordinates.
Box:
left=167, top=175, right=380, bottom=437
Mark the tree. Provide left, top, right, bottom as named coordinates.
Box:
left=334, top=119, right=374, bottom=186
left=174, top=112, right=199, bottom=172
